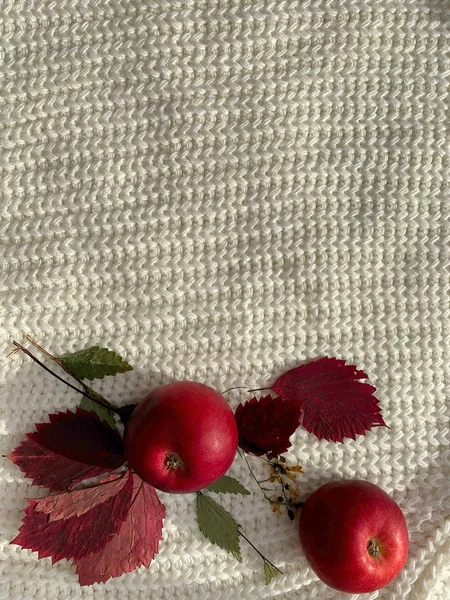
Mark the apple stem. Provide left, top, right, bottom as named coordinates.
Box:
left=165, top=451, right=184, bottom=471
left=367, top=538, right=382, bottom=558
left=10, top=341, right=125, bottom=417
left=238, top=530, right=283, bottom=575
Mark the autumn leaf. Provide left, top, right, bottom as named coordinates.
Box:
left=34, top=473, right=128, bottom=521
left=235, top=395, right=302, bottom=456
left=75, top=474, right=165, bottom=585
left=272, top=357, right=387, bottom=442
left=11, top=472, right=133, bottom=563
left=60, top=346, right=132, bottom=381
left=7, top=409, right=125, bottom=491
left=7, top=437, right=117, bottom=492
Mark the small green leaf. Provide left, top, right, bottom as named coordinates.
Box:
left=60, top=346, right=132, bottom=381
left=207, top=475, right=250, bottom=495
left=264, top=561, right=281, bottom=585
left=196, top=493, right=241, bottom=561
left=79, top=394, right=116, bottom=429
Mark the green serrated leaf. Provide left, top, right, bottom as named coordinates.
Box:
left=79, top=395, right=117, bottom=429
left=207, top=475, right=250, bottom=495
left=196, top=493, right=242, bottom=561
left=60, top=346, right=132, bottom=381
left=264, top=561, right=281, bottom=585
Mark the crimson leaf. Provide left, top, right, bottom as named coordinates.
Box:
left=74, top=474, right=165, bottom=585
left=271, top=357, right=387, bottom=442
left=34, top=473, right=128, bottom=521
left=235, top=395, right=302, bottom=456
left=7, top=437, right=118, bottom=492
left=8, top=409, right=125, bottom=491
left=11, top=472, right=133, bottom=563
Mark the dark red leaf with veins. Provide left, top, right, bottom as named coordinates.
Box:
left=271, top=357, right=387, bottom=442
left=8, top=409, right=125, bottom=491
left=235, top=395, right=302, bottom=456
left=11, top=472, right=133, bottom=563
left=75, top=474, right=166, bottom=585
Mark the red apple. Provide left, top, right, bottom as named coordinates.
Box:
left=298, top=480, right=408, bottom=593
left=124, top=381, right=238, bottom=493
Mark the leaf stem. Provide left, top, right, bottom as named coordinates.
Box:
left=237, top=530, right=283, bottom=574
left=11, top=341, right=122, bottom=416
left=221, top=386, right=248, bottom=394
left=26, top=336, right=118, bottom=414
left=13, top=343, right=94, bottom=399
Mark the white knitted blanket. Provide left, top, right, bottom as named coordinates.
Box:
left=1, top=1, right=449, bottom=599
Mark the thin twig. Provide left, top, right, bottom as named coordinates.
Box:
left=238, top=530, right=283, bottom=574
left=11, top=341, right=121, bottom=415
left=220, top=386, right=248, bottom=394
left=26, top=335, right=115, bottom=412
left=13, top=343, right=94, bottom=399
left=26, top=335, right=56, bottom=361
left=238, top=448, right=272, bottom=502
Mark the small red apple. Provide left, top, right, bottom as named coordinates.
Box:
left=124, top=381, right=238, bottom=493
left=298, top=480, right=408, bottom=593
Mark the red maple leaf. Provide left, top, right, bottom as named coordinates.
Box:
left=11, top=471, right=133, bottom=563
left=75, top=474, right=166, bottom=585
left=271, top=357, right=387, bottom=442
left=235, top=395, right=302, bottom=456
left=8, top=409, right=125, bottom=491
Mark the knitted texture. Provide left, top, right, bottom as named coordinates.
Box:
left=1, top=0, right=449, bottom=599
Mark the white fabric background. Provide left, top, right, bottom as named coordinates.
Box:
left=1, top=0, right=449, bottom=599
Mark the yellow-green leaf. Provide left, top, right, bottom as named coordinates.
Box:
left=60, top=346, right=132, bottom=381
left=196, top=493, right=241, bottom=561
left=264, top=560, right=282, bottom=585
left=207, top=475, right=250, bottom=495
